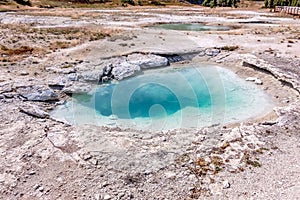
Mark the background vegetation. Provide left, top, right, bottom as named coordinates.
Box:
left=264, top=0, right=300, bottom=8
left=202, top=0, right=239, bottom=7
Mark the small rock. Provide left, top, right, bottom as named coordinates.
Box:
left=223, top=180, right=231, bottom=189
left=103, top=65, right=112, bottom=75
left=94, top=193, right=100, bottom=200
left=101, top=181, right=109, bottom=188
left=223, top=128, right=241, bottom=142
left=90, top=158, right=98, bottom=165
left=127, top=53, right=169, bottom=69
left=83, top=154, right=92, bottom=161
left=254, top=78, right=263, bottom=85
left=46, top=66, right=75, bottom=74
left=205, top=48, right=220, bottom=56
left=118, top=192, right=125, bottom=198
left=3, top=92, right=16, bottom=98
left=0, top=82, right=13, bottom=93
left=198, top=51, right=206, bottom=57
left=48, top=77, right=67, bottom=90
left=17, top=86, right=58, bottom=101
left=20, top=71, right=29, bottom=76
left=165, top=172, right=176, bottom=179
left=246, top=77, right=263, bottom=85
left=103, top=194, right=111, bottom=200
left=101, top=76, right=110, bottom=83
left=78, top=70, right=102, bottom=83
left=245, top=77, right=257, bottom=82
left=47, top=131, right=68, bottom=148
left=67, top=73, right=77, bottom=81
left=63, top=83, right=92, bottom=94
left=261, top=121, right=277, bottom=126
left=108, top=115, right=118, bottom=120
left=111, top=62, right=140, bottom=80
left=33, top=184, right=40, bottom=190
left=19, top=103, right=49, bottom=118
left=28, top=171, right=36, bottom=175
left=38, top=186, right=44, bottom=192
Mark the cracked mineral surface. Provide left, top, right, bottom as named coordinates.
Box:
left=0, top=4, right=300, bottom=200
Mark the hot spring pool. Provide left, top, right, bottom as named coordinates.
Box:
left=148, top=23, right=231, bottom=31
left=51, top=65, right=273, bottom=130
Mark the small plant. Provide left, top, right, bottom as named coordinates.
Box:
left=89, top=32, right=106, bottom=41
left=256, top=147, right=269, bottom=154
left=50, top=41, right=72, bottom=50
left=150, top=0, right=165, bottom=6
left=0, top=45, right=34, bottom=55
left=246, top=159, right=262, bottom=167
left=14, top=0, right=32, bottom=6
left=137, top=0, right=143, bottom=5
left=61, top=64, right=74, bottom=68
left=121, top=0, right=135, bottom=5
left=243, top=152, right=262, bottom=167
left=221, top=45, right=239, bottom=51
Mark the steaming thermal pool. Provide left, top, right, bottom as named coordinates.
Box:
left=52, top=65, right=273, bottom=130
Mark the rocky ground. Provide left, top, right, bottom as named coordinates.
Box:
left=0, top=6, right=300, bottom=200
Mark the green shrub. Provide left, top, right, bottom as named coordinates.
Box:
left=264, top=0, right=300, bottom=8
left=121, top=0, right=135, bottom=5
left=14, top=0, right=32, bottom=6
left=150, top=0, right=165, bottom=6
left=202, top=0, right=239, bottom=7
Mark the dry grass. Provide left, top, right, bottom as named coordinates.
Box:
left=0, top=45, right=34, bottom=55
left=0, top=24, right=115, bottom=62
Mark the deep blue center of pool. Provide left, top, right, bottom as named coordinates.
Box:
left=91, top=67, right=212, bottom=119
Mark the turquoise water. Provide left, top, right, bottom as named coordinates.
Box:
left=93, top=67, right=212, bottom=119
left=149, top=23, right=230, bottom=31
left=51, top=65, right=272, bottom=130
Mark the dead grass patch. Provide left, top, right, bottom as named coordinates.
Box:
left=0, top=45, right=34, bottom=55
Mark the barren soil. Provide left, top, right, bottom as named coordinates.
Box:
left=0, top=5, right=300, bottom=200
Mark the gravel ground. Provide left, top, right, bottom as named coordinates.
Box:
left=0, top=6, right=300, bottom=199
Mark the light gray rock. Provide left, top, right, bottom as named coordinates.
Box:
left=20, top=71, right=29, bottom=76
left=242, top=54, right=300, bottom=92
left=47, top=131, right=68, bottom=148
left=222, top=180, right=230, bottom=189
left=46, top=66, right=76, bottom=74
left=94, top=193, right=100, bottom=200
left=103, top=194, right=111, bottom=200
left=17, top=86, right=58, bottom=101
left=63, top=83, right=92, bottom=94
left=274, top=103, right=300, bottom=126
left=48, top=77, right=68, bottom=90
left=223, top=128, right=242, bottom=142
left=254, top=78, right=263, bottom=85
left=127, top=53, right=169, bottom=69
left=0, top=82, right=13, bottom=94
left=245, top=77, right=257, bottom=82
left=19, top=103, right=49, bottom=118
left=205, top=48, right=221, bottom=57
left=111, top=62, right=140, bottom=80
left=245, top=77, right=263, bottom=85
left=3, top=92, right=17, bottom=98
left=103, top=65, right=112, bottom=75
left=78, top=70, right=102, bottom=83
left=67, top=73, right=77, bottom=81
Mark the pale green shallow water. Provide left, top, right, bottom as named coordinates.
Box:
left=51, top=65, right=273, bottom=130
left=149, top=23, right=231, bottom=31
